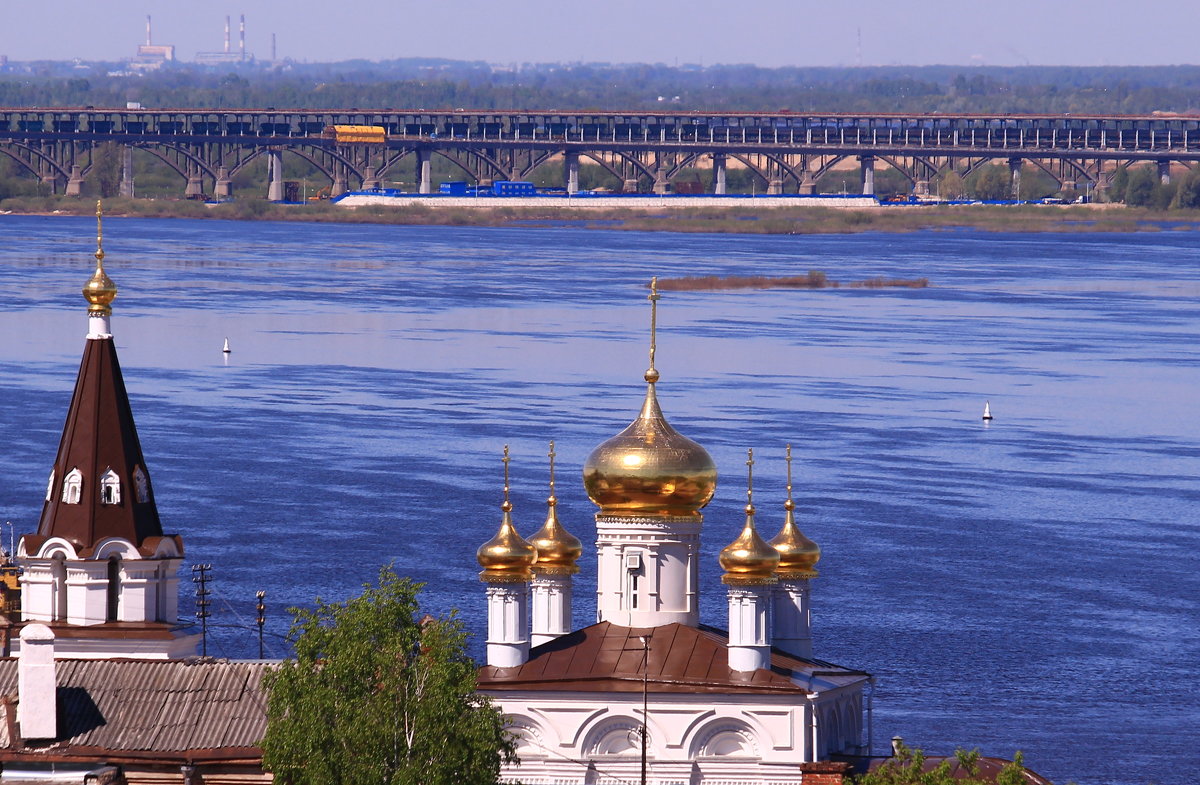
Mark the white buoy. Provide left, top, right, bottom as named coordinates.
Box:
left=982, top=401, right=993, bottom=421
left=222, top=337, right=231, bottom=354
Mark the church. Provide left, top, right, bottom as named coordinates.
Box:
left=475, top=280, right=872, bottom=785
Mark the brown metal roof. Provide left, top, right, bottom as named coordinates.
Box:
left=477, top=622, right=869, bottom=695
left=29, top=337, right=169, bottom=555
left=0, top=658, right=269, bottom=763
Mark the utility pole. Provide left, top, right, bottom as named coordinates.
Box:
left=192, top=564, right=212, bottom=656
left=255, top=590, right=266, bottom=659
left=640, top=635, right=649, bottom=785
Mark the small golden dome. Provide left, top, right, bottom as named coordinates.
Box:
left=477, top=447, right=537, bottom=583
left=83, top=201, right=117, bottom=315
left=770, top=502, right=821, bottom=579
left=528, top=441, right=582, bottom=575
left=720, top=512, right=780, bottom=585
left=720, top=449, right=779, bottom=585
left=769, top=445, right=820, bottom=578
left=582, top=278, right=716, bottom=518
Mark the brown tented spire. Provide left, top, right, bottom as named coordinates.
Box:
left=33, top=338, right=164, bottom=554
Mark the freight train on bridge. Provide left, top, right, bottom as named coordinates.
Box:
left=2, top=107, right=1197, bottom=200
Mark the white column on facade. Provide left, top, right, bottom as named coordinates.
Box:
left=595, top=515, right=701, bottom=628
left=726, top=584, right=773, bottom=672
left=118, top=560, right=161, bottom=622
left=19, top=561, right=57, bottom=623
left=64, top=562, right=110, bottom=626
left=157, top=560, right=181, bottom=622
left=530, top=573, right=572, bottom=647
left=485, top=583, right=531, bottom=668
left=772, top=578, right=813, bottom=659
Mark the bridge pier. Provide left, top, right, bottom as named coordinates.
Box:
left=860, top=155, right=876, bottom=196
left=1157, top=160, right=1172, bottom=184
left=798, top=174, right=816, bottom=195
left=65, top=165, right=84, bottom=197
left=119, top=146, right=134, bottom=198
left=1008, top=157, right=1023, bottom=200
left=185, top=173, right=204, bottom=200
left=417, top=149, right=432, bottom=194
left=267, top=150, right=284, bottom=201
left=622, top=178, right=639, bottom=194
left=564, top=151, right=580, bottom=194
left=767, top=177, right=784, bottom=195
left=215, top=166, right=233, bottom=199
left=362, top=166, right=380, bottom=191
left=712, top=154, right=727, bottom=195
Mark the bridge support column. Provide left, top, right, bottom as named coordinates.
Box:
left=712, top=154, right=727, bottom=194
left=860, top=155, right=875, bottom=196
left=564, top=151, right=580, bottom=194
left=798, top=174, right=816, bottom=195
left=652, top=157, right=669, bottom=194
left=119, top=146, right=134, bottom=198
left=767, top=177, right=783, bottom=195
left=267, top=150, right=284, bottom=201
left=914, top=180, right=930, bottom=197
left=185, top=173, right=204, bottom=200
left=362, top=166, right=380, bottom=191
left=622, top=178, right=639, bottom=194
left=65, top=166, right=84, bottom=197
left=214, top=167, right=232, bottom=199
left=1157, top=160, right=1171, bottom=184
left=1008, top=158, right=1023, bottom=200
left=417, top=149, right=432, bottom=194
left=332, top=166, right=349, bottom=198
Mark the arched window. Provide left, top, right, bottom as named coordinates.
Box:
left=62, top=468, right=83, bottom=505
left=133, top=465, right=149, bottom=503
left=106, top=557, right=121, bottom=622
left=51, top=556, right=67, bottom=621
left=100, top=468, right=121, bottom=505
left=45, top=470, right=55, bottom=502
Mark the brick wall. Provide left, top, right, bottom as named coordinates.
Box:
left=799, top=760, right=853, bottom=785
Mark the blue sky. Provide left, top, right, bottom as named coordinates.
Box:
left=3, top=0, right=1198, bottom=67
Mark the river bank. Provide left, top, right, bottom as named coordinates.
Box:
left=3, top=194, right=1198, bottom=234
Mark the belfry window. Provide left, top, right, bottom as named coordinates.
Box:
left=133, top=465, right=149, bottom=503
left=100, top=468, right=121, bottom=505
left=62, top=468, right=83, bottom=505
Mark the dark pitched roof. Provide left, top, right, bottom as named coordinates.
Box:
left=30, top=337, right=167, bottom=555
left=477, top=621, right=869, bottom=695
left=0, top=658, right=269, bottom=764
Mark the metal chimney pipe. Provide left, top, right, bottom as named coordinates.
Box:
left=146, top=15, right=152, bottom=46
left=240, top=15, right=246, bottom=60
left=224, top=16, right=231, bottom=54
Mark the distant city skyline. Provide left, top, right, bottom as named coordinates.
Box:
left=3, top=1, right=1198, bottom=68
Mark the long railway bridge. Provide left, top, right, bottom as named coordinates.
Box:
left=3, top=107, right=1199, bottom=199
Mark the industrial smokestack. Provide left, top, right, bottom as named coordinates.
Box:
left=271, top=32, right=276, bottom=62
left=146, top=15, right=152, bottom=46
left=224, top=16, right=231, bottom=54
left=239, top=15, right=246, bottom=60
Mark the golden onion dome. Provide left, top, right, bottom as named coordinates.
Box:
left=720, top=508, right=780, bottom=584
left=528, top=441, right=582, bottom=574
left=720, top=449, right=779, bottom=584
left=769, top=445, right=820, bottom=579
left=477, top=447, right=537, bottom=583
left=83, top=201, right=117, bottom=315
left=582, top=278, right=716, bottom=518
left=769, top=501, right=821, bottom=579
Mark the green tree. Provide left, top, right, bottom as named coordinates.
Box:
left=1171, top=167, right=1200, bottom=209
left=854, top=742, right=1027, bottom=785
left=91, top=142, right=123, bottom=198
left=968, top=164, right=1012, bottom=201
left=1124, top=166, right=1159, bottom=207
left=262, top=566, right=516, bottom=785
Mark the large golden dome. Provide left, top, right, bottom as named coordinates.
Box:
left=582, top=279, right=716, bottom=518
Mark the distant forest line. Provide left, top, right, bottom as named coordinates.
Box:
left=3, top=60, right=1200, bottom=114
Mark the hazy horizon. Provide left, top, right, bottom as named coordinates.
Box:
left=3, top=1, right=1198, bottom=69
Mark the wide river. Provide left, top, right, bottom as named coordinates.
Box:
left=0, top=215, right=1196, bottom=784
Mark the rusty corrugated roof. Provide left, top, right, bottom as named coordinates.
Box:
left=477, top=622, right=869, bottom=694
left=0, top=658, right=269, bottom=762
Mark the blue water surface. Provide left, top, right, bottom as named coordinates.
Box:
left=0, top=215, right=1197, bottom=785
